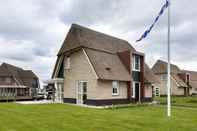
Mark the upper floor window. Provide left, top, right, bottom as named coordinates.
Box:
left=186, top=74, right=190, bottom=83
left=161, top=74, right=167, bottom=81
left=133, top=55, right=140, bottom=71
left=64, top=56, right=71, bottom=69
left=112, top=81, right=119, bottom=96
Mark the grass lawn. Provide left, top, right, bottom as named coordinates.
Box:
left=154, top=96, right=197, bottom=107
left=0, top=103, right=197, bottom=131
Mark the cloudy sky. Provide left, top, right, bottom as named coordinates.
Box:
left=0, top=0, right=196, bottom=84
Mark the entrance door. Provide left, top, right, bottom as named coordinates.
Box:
left=76, top=81, right=87, bottom=105
left=133, top=82, right=141, bottom=102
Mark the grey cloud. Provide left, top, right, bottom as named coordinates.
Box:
left=1, top=0, right=197, bottom=84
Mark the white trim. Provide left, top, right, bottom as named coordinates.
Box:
left=132, top=55, right=141, bottom=72
left=82, top=48, right=98, bottom=79
left=0, top=85, right=27, bottom=88
left=76, top=80, right=88, bottom=105
left=112, top=81, right=120, bottom=96
left=171, top=75, right=179, bottom=87
left=132, top=81, right=141, bottom=100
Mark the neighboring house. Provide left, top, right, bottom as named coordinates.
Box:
left=0, top=63, right=40, bottom=101
left=152, top=60, right=194, bottom=96
left=182, top=70, right=197, bottom=95
left=50, top=24, right=158, bottom=106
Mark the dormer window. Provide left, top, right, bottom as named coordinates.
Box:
left=64, top=56, right=71, bottom=69
left=132, top=55, right=140, bottom=71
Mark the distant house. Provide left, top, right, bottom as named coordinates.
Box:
left=50, top=24, right=158, bottom=106
left=152, top=60, right=196, bottom=96
left=182, top=70, right=197, bottom=95
left=0, top=63, right=40, bottom=101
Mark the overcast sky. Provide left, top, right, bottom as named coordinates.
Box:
left=0, top=0, right=196, bottom=84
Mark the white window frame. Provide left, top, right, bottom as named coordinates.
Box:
left=132, top=55, right=141, bottom=72
left=161, top=74, right=167, bottom=81
left=112, top=81, right=119, bottom=96
left=132, top=81, right=140, bottom=98
left=155, top=87, right=160, bottom=96
left=64, top=56, right=71, bottom=69
left=76, top=80, right=88, bottom=105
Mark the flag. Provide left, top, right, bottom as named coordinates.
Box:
left=136, top=0, right=169, bottom=42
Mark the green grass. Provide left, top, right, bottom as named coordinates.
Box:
left=0, top=103, right=197, bottom=131
left=154, top=96, right=197, bottom=107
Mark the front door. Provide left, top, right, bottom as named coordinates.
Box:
left=133, top=82, right=141, bottom=102
left=76, top=81, right=87, bottom=105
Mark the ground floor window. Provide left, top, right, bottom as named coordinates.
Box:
left=76, top=81, right=87, bottom=104
left=154, top=87, right=160, bottom=96
left=112, top=81, right=119, bottom=96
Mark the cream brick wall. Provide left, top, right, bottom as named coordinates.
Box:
left=155, top=74, right=184, bottom=96
left=144, top=84, right=152, bottom=98
left=88, top=80, right=128, bottom=100
left=64, top=49, right=97, bottom=99
left=63, top=49, right=128, bottom=100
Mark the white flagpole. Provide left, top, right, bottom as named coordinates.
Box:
left=167, top=0, right=171, bottom=117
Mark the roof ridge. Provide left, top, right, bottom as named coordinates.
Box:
left=71, top=23, right=130, bottom=43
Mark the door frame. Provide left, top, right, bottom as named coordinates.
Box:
left=132, top=81, right=141, bottom=102
left=76, top=80, right=88, bottom=105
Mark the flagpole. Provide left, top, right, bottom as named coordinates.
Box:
left=167, top=0, right=171, bottom=117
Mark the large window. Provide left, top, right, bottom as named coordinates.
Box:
left=112, top=81, right=119, bottom=96
left=161, top=74, right=167, bottom=81
left=133, top=55, right=140, bottom=71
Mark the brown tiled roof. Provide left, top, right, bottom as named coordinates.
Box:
left=58, top=24, right=135, bottom=55
left=182, top=70, right=197, bottom=88
left=0, top=63, right=38, bottom=88
left=85, top=48, right=131, bottom=81
left=144, top=64, right=160, bottom=84
left=0, top=65, right=12, bottom=77
left=152, top=60, right=181, bottom=74
left=171, top=74, right=187, bottom=87
left=152, top=60, right=188, bottom=88
left=54, top=24, right=157, bottom=83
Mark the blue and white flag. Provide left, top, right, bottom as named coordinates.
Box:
left=136, top=0, right=169, bottom=42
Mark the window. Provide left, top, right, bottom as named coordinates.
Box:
left=133, top=55, right=140, bottom=71
left=112, top=81, right=119, bottom=96
left=77, top=81, right=87, bottom=104
left=155, top=87, right=160, bottom=96
left=186, top=74, right=190, bottom=84
left=64, top=56, right=71, bottom=69
left=161, top=74, right=167, bottom=81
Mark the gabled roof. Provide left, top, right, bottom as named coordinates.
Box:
left=144, top=64, right=160, bottom=84
left=171, top=74, right=187, bottom=87
left=53, top=24, right=156, bottom=82
left=152, top=60, right=181, bottom=74
left=58, top=24, right=135, bottom=55
left=152, top=60, right=188, bottom=88
left=85, top=48, right=131, bottom=81
left=0, top=63, right=38, bottom=87
left=182, top=70, right=197, bottom=88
